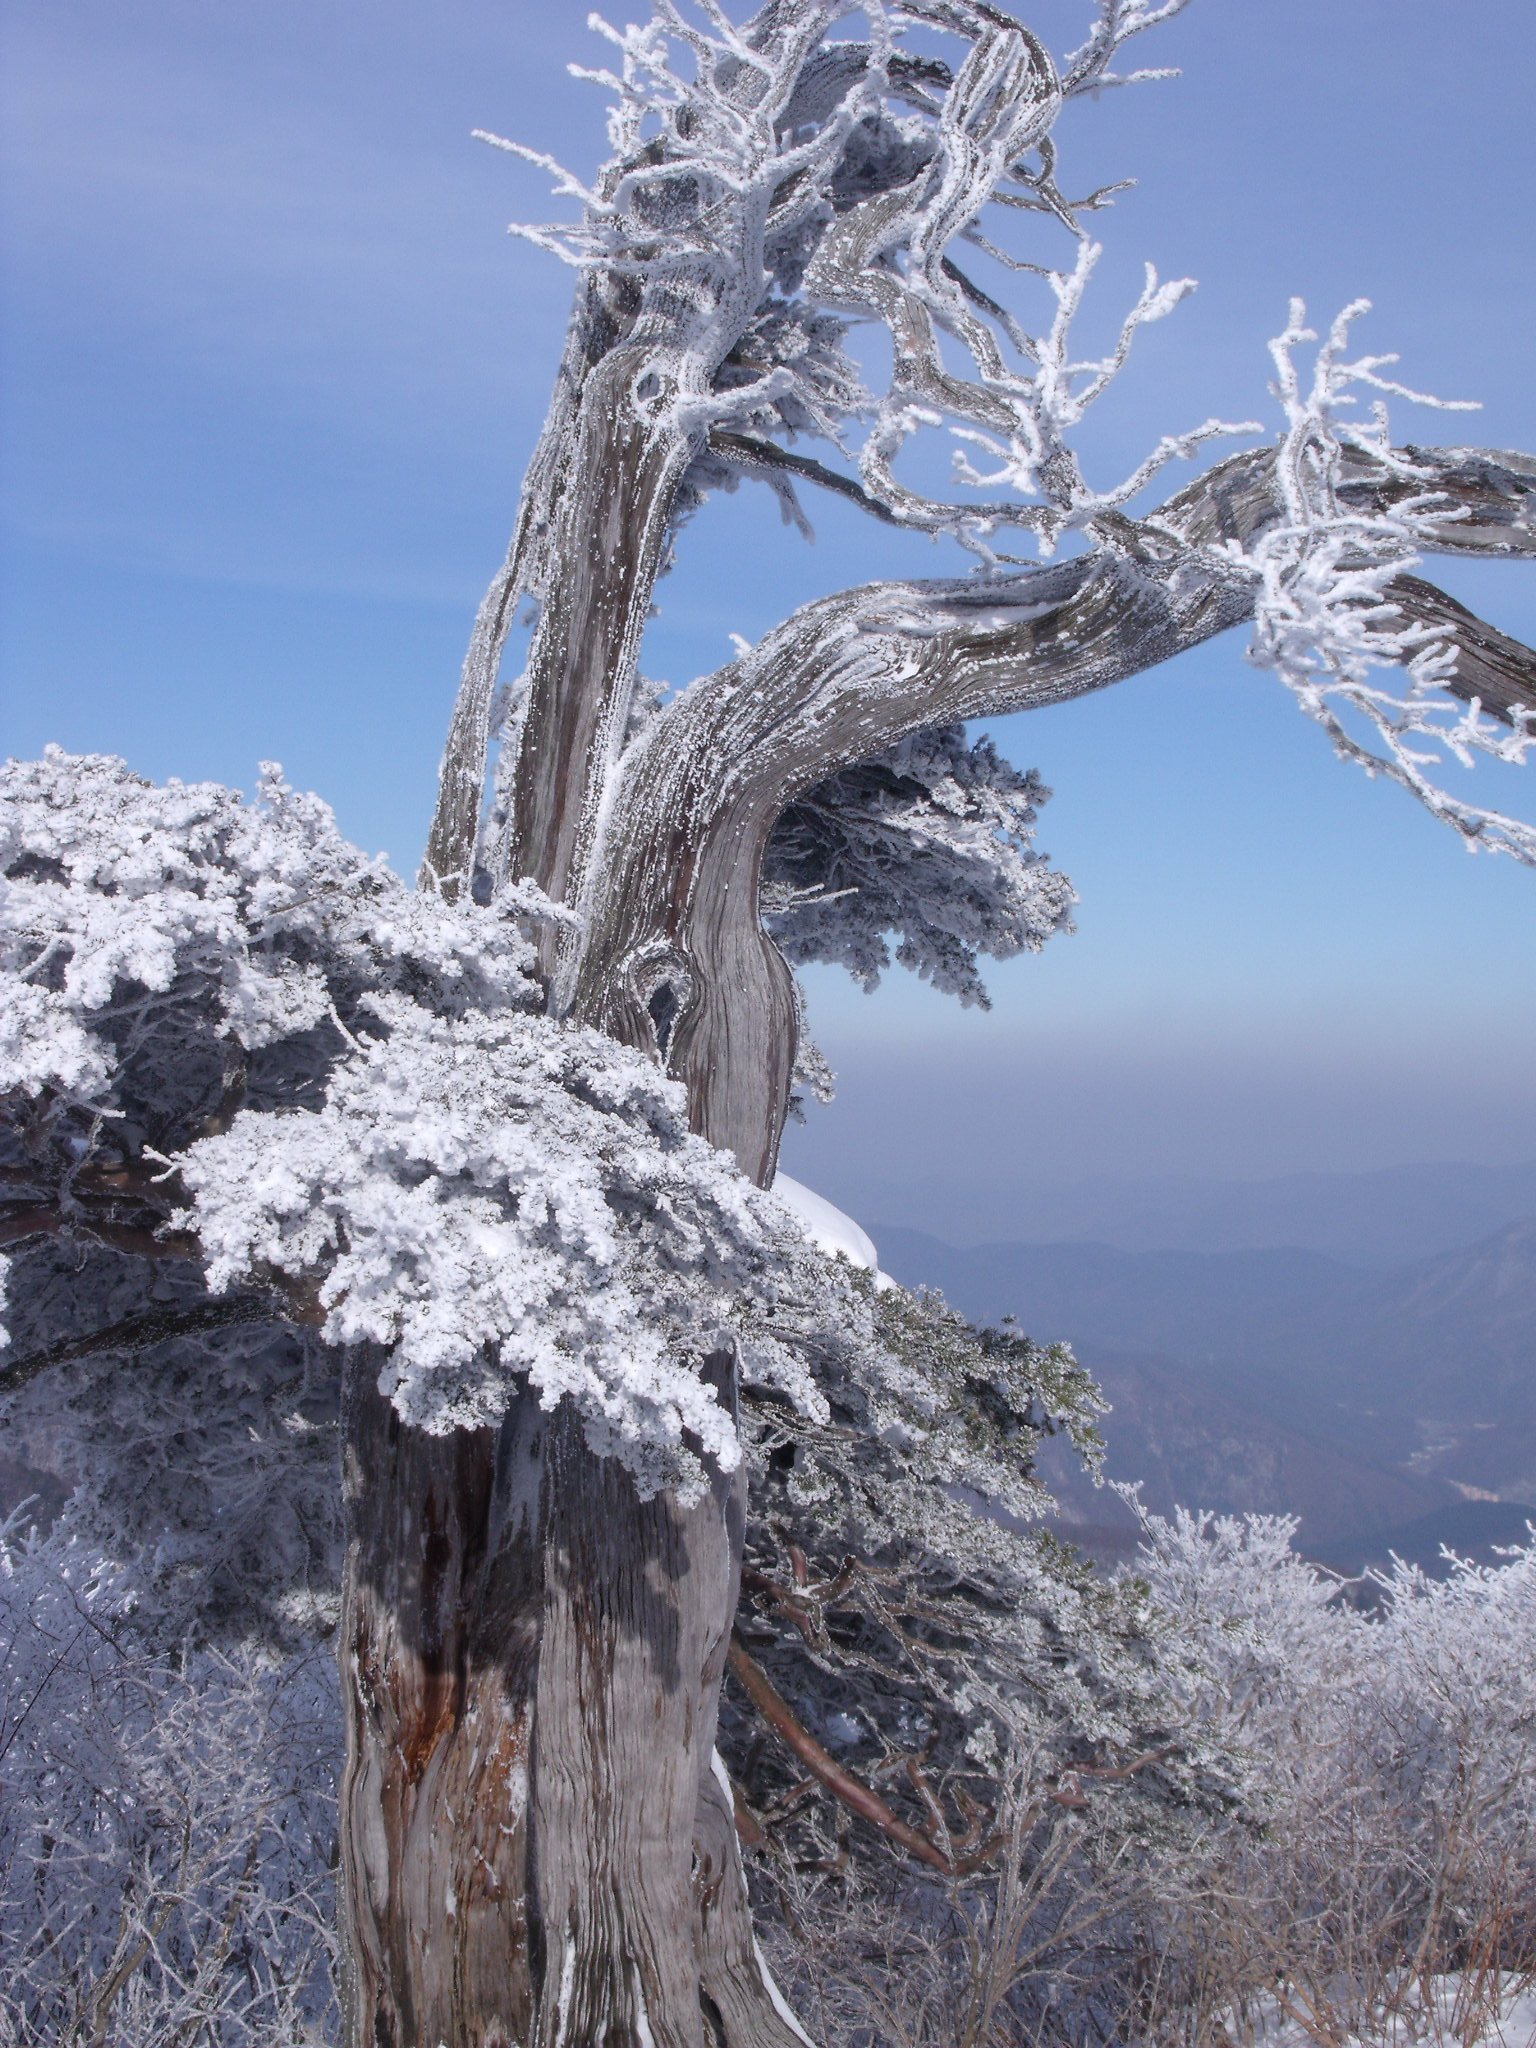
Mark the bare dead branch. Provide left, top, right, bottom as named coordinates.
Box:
left=0, top=1295, right=293, bottom=1393
left=707, top=431, right=907, bottom=527
left=728, top=1635, right=1003, bottom=1876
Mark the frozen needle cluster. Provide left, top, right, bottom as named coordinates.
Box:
left=184, top=996, right=834, bottom=1493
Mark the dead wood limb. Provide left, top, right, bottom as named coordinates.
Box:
left=728, top=1634, right=1002, bottom=1876
left=1386, top=574, right=1536, bottom=725
left=0, top=1295, right=295, bottom=1393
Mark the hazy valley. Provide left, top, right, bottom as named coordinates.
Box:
left=873, top=1180, right=1536, bottom=1573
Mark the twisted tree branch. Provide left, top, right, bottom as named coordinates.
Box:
left=728, top=1634, right=1000, bottom=1875
left=1386, top=575, right=1536, bottom=726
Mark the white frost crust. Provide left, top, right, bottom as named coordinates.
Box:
left=184, top=997, right=840, bottom=1500
left=0, top=747, right=538, bottom=1106
left=1223, top=303, right=1535, bottom=861
left=1, top=750, right=854, bottom=1496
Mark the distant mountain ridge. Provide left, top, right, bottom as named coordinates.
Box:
left=844, top=1160, right=1536, bottom=1264
left=873, top=1218, right=1536, bottom=1569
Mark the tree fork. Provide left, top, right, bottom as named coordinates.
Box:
left=562, top=441, right=1536, bottom=1179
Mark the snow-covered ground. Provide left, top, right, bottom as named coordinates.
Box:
left=1237, top=1978, right=1535, bottom=2048
left=771, top=1173, right=893, bottom=1288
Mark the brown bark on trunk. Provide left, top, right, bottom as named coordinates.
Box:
left=338, top=1353, right=805, bottom=2048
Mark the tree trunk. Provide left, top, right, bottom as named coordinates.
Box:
left=338, top=1352, right=806, bottom=2048
left=421, top=330, right=695, bottom=928
left=361, top=274, right=815, bottom=2034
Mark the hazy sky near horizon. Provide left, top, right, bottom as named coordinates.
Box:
left=3, top=0, right=1534, bottom=1191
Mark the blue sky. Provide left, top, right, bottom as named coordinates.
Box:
left=3, top=0, right=1534, bottom=1209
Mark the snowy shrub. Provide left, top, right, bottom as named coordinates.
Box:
left=0, top=1512, right=339, bottom=2048
left=732, top=1511, right=1535, bottom=2048
left=1124, top=1509, right=1536, bottom=2045
left=179, top=993, right=844, bottom=1495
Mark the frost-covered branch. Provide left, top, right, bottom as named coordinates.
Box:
left=1220, top=302, right=1536, bottom=861
left=426, top=0, right=1236, bottom=891
left=796, top=28, right=1255, bottom=560
left=0, top=1516, right=339, bottom=2045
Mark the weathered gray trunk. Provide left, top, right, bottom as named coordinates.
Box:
left=419, top=325, right=693, bottom=914
left=338, top=1354, right=804, bottom=2048
left=352, top=261, right=814, bottom=2038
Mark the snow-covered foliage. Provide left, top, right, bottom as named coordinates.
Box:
left=764, top=725, right=1075, bottom=1005
left=0, top=746, right=538, bottom=1112
left=1, top=1275, right=343, bottom=1647
left=1126, top=1507, right=1536, bottom=2043
left=748, top=1510, right=1536, bottom=2048
left=2, top=750, right=875, bottom=1501
left=724, top=1275, right=1197, bottom=1883
left=3, top=752, right=1091, bottom=1519
left=1223, top=303, right=1536, bottom=862
left=0, top=1512, right=338, bottom=2047
left=182, top=995, right=842, bottom=1495
left=1135, top=1503, right=1536, bottom=1863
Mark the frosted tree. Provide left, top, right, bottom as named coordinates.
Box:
left=407, top=0, right=1535, bottom=2021
left=1126, top=1508, right=1536, bottom=2044
left=5, top=1, right=1536, bottom=2045
left=1, top=752, right=1150, bottom=2045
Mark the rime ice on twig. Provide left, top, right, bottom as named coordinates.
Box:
left=473, top=0, right=1254, bottom=596
left=1227, top=302, right=1536, bottom=862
